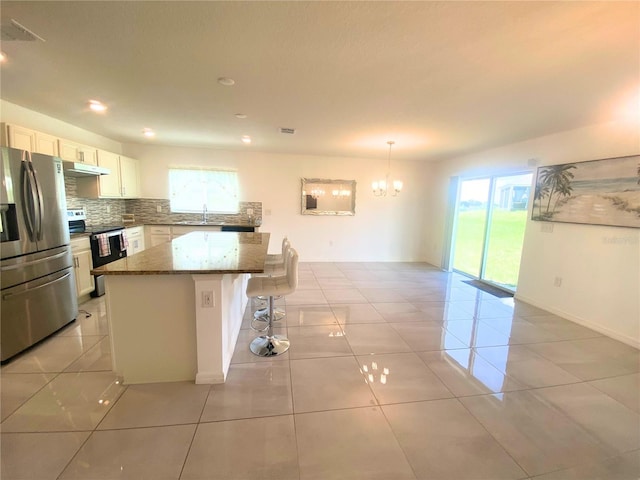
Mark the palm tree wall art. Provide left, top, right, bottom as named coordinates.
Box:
left=531, top=155, right=640, bottom=228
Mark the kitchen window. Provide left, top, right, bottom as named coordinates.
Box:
left=169, top=167, right=239, bottom=213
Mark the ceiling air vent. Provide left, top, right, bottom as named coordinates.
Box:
left=279, top=127, right=296, bottom=135
left=0, top=19, right=45, bottom=42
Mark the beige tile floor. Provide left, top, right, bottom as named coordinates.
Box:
left=1, top=262, right=639, bottom=480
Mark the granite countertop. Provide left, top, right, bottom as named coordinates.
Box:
left=91, top=231, right=270, bottom=275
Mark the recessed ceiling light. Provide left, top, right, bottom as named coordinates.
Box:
left=142, top=128, right=155, bottom=138
left=241, top=135, right=251, bottom=144
left=88, top=99, right=107, bottom=112
left=235, top=113, right=247, bottom=119
left=217, top=77, right=235, bottom=86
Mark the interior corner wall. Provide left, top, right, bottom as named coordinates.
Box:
left=123, top=143, right=431, bottom=262
left=425, top=118, right=640, bottom=348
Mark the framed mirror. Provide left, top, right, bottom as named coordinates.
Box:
left=301, top=178, right=356, bottom=216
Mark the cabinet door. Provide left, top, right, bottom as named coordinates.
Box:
left=35, top=132, right=59, bottom=156
left=78, top=145, right=97, bottom=165
left=150, top=234, right=171, bottom=247
left=125, top=227, right=145, bottom=254
left=120, top=156, right=140, bottom=198
left=58, top=139, right=81, bottom=161
left=97, top=150, right=122, bottom=197
left=7, top=125, right=36, bottom=152
left=74, top=250, right=95, bottom=297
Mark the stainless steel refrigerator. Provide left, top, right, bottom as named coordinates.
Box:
left=1, top=146, right=78, bottom=362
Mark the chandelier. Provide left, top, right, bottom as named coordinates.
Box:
left=372, top=141, right=403, bottom=196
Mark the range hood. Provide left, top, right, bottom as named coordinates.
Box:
left=62, top=161, right=110, bottom=177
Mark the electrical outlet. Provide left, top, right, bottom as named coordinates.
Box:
left=106, top=205, right=111, bottom=213
left=156, top=205, right=162, bottom=213
left=202, top=291, right=214, bottom=308
left=246, top=208, right=254, bottom=215
left=554, top=277, right=562, bottom=287
left=541, top=223, right=554, bottom=233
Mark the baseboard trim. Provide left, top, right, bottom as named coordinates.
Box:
left=195, top=371, right=225, bottom=385
left=514, top=293, right=639, bottom=350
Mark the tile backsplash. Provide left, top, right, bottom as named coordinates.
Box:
left=65, top=177, right=126, bottom=225
left=125, top=199, right=262, bottom=225
left=65, top=177, right=262, bottom=226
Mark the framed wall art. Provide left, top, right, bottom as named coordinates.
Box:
left=531, top=154, right=640, bottom=228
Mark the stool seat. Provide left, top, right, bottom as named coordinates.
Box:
left=247, top=275, right=293, bottom=298
left=264, top=236, right=289, bottom=265
left=253, top=238, right=289, bottom=277
left=261, top=262, right=285, bottom=276
left=265, top=253, right=284, bottom=265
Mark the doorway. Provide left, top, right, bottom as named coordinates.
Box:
left=451, top=172, right=532, bottom=292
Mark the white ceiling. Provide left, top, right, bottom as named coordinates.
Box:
left=0, top=1, right=638, bottom=162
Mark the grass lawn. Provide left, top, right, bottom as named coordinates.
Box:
left=453, top=209, right=527, bottom=288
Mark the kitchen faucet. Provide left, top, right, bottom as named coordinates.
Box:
left=202, top=204, right=207, bottom=223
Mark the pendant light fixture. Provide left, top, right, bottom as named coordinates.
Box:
left=372, top=141, right=403, bottom=196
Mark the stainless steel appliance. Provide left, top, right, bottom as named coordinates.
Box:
left=1, top=147, right=78, bottom=362
left=62, top=161, right=110, bottom=177
left=67, top=208, right=127, bottom=297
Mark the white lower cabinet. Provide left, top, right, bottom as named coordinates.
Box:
left=125, top=226, right=145, bottom=255
left=70, top=237, right=94, bottom=299
left=147, top=226, right=172, bottom=247
left=171, top=225, right=222, bottom=239
left=146, top=225, right=223, bottom=246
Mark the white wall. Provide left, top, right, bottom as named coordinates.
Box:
left=123, top=143, right=430, bottom=262
left=425, top=118, right=640, bottom=347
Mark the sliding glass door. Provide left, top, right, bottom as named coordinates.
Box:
left=452, top=173, right=532, bottom=292
left=452, top=179, right=490, bottom=278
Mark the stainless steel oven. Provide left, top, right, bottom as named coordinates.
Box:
left=90, top=229, right=127, bottom=268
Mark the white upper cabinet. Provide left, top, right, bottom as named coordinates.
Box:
left=120, top=155, right=140, bottom=198
left=35, top=132, right=59, bottom=156
left=58, top=138, right=97, bottom=165
left=76, top=150, right=141, bottom=199
left=97, top=149, right=122, bottom=197
left=2, top=124, right=59, bottom=156
left=1, top=122, right=142, bottom=199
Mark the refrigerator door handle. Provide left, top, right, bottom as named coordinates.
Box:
left=26, top=151, right=44, bottom=241
left=20, top=155, right=37, bottom=241
left=2, top=271, right=72, bottom=300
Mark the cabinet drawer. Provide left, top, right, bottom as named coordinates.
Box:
left=125, top=226, right=144, bottom=237
left=70, top=236, right=91, bottom=252
left=148, top=226, right=171, bottom=235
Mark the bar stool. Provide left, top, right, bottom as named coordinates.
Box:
left=246, top=248, right=298, bottom=356
left=252, top=238, right=290, bottom=327
left=265, top=236, right=289, bottom=265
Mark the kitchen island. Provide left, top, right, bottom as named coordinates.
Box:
left=92, top=231, right=270, bottom=385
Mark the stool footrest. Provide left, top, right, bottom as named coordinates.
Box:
left=253, top=308, right=285, bottom=321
